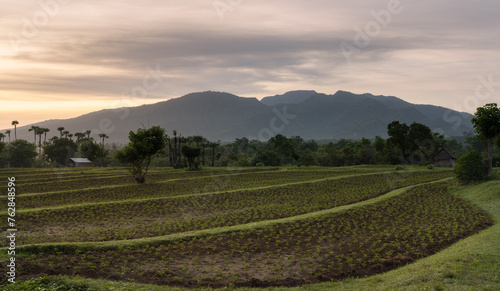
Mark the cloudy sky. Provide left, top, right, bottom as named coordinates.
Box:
left=1, top=0, right=499, bottom=128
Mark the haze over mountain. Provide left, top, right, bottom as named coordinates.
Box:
left=6, top=90, right=474, bottom=144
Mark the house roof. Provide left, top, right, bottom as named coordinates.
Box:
left=69, top=158, right=92, bottom=163
left=435, top=148, right=457, bottom=160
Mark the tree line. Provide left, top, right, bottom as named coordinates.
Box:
left=0, top=103, right=499, bottom=183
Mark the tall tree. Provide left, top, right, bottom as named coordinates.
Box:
left=0, top=133, right=5, bottom=142
left=98, top=133, right=109, bottom=146
left=42, top=128, right=50, bottom=143
left=115, top=126, right=167, bottom=183
left=29, top=126, right=39, bottom=144
left=35, top=127, right=44, bottom=155
left=62, top=130, right=70, bottom=138
left=57, top=127, right=65, bottom=137
left=192, top=135, right=205, bottom=166
left=85, top=130, right=91, bottom=139
left=11, top=120, right=19, bottom=140
left=387, top=121, right=410, bottom=163
left=209, top=141, right=220, bottom=167
left=5, top=130, right=11, bottom=143
left=74, top=132, right=85, bottom=142
left=171, top=130, right=178, bottom=167
left=471, top=103, right=500, bottom=176
left=181, top=145, right=201, bottom=170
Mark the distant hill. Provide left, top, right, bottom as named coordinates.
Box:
left=260, top=90, right=317, bottom=106
left=4, top=90, right=474, bottom=144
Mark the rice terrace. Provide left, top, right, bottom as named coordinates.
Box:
left=1, top=165, right=498, bottom=290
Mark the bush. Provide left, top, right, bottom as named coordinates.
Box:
left=426, top=164, right=434, bottom=169
left=453, top=151, right=488, bottom=184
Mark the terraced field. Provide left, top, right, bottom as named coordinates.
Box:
left=0, top=166, right=494, bottom=289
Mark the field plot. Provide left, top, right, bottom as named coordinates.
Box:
left=14, top=181, right=491, bottom=287
left=10, top=167, right=396, bottom=209
left=9, top=171, right=451, bottom=245
left=0, top=166, right=493, bottom=289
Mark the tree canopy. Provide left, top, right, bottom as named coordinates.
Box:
left=471, top=103, right=500, bottom=176
left=6, top=139, right=37, bottom=167
left=43, top=138, right=78, bottom=166
left=115, top=126, right=167, bottom=183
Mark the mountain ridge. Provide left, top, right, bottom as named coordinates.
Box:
left=3, top=90, right=474, bottom=143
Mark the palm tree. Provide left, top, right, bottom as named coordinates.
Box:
left=68, top=133, right=73, bottom=141
left=11, top=121, right=19, bottom=140
left=5, top=130, right=11, bottom=143
left=172, top=130, right=178, bottom=167
left=0, top=133, right=5, bottom=143
left=35, top=127, right=44, bottom=155
left=42, top=128, right=50, bottom=143
left=29, top=126, right=39, bottom=144
left=98, top=133, right=108, bottom=146
left=57, top=127, right=65, bottom=137
left=74, top=132, right=85, bottom=142
left=62, top=130, right=69, bottom=138
left=85, top=130, right=91, bottom=139
left=209, top=141, right=220, bottom=167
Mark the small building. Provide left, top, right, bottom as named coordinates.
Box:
left=434, top=148, right=457, bottom=167
left=67, top=158, right=93, bottom=167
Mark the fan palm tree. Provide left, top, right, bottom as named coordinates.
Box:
left=42, top=128, right=50, bottom=143
left=29, top=126, right=39, bottom=144
left=98, top=133, right=108, bottom=146
left=85, top=130, right=91, bottom=139
left=11, top=120, right=19, bottom=140
left=74, top=132, right=85, bottom=142
left=35, top=127, right=45, bottom=155
left=62, top=130, right=70, bottom=138
left=57, top=127, right=65, bottom=137
left=68, top=133, right=73, bottom=141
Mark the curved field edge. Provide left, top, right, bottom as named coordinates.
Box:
left=0, top=178, right=451, bottom=257
left=0, top=178, right=492, bottom=286
left=2, top=179, right=497, bottom=291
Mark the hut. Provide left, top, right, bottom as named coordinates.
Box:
left=67, top=158, right=93, bottom=167
left=434, top=148, right=457, bottom=167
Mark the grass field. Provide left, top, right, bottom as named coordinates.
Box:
left=0, top=166, right=498, bottom=290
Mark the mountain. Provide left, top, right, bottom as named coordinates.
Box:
left=5, top=90, right=474, bottom=144
left=260, top=90, right=317, bottom=106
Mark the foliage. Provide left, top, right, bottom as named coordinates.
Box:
left=79, top=140, right=108, bottom=165
left=387, top=121, right=433, bottom=164
left=471, top=103, right=500, bottom=140
left=5, top=139, right=37, bottom=167
left=453, top=151, right=488, bottom=184
left=471, top=103, right=500, bottom=176
left=43, top=138, right=78, bottom=166
left=115, top=126, right=167, bottom=183
left=0, top=142, right=5, bottom=158
left=251, top=150, right=281, bottom=166
left=181, top=145, right=201, bottom=170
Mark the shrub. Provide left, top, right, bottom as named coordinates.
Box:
left=453, top=151, right=488, bottom=184
left=426, top=164, right=434, bottom=169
